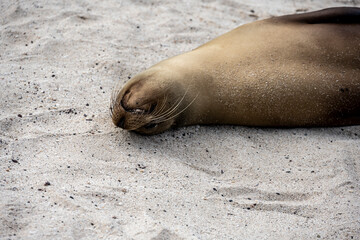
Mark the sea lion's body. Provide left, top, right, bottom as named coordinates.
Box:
left=111, top=7, right=360, bottom=135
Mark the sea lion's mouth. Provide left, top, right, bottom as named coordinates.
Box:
left=129, top=108, right=146, bottom=114
left=121, top=97, right=157, bottom=115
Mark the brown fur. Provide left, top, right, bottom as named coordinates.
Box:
left=111, top=7, right=360, bottom=135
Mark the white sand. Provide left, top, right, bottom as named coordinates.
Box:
left=1, top=0, right=360, bottom=239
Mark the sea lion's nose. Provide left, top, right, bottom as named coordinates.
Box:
left=117, top=117, right=126, bottom=128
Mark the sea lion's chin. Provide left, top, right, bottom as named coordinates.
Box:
left=132, top=119, right=175, bottom=135
left=112, top=110, right=173, bottom=135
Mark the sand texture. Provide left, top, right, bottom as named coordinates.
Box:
left=1, top=0, right=360, bottom=239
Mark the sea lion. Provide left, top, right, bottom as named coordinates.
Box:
left=110, top=7, right=360, bottom=135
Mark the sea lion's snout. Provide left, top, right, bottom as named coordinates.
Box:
left=110, top=93, right=128, bottom=129
left=111, top=107, right=126, bottom=129
left=110, top=83, right=178, bottom=134
left=120, top=86, right=157, bottom=115
left=111, top=87, right=154, bottom=131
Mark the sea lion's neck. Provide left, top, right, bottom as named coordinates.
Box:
left=151, top=50, right=253, bottom=126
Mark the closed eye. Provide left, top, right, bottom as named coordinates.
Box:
left=149, top=103, right=157, bottom=113
left=144, top=122, right=158, bottom=129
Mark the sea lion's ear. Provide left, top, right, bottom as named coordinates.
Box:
left=278, top=7, right=360, bottom=24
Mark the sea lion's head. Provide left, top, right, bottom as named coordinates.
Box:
left=110, top=68, right=197, bottom=135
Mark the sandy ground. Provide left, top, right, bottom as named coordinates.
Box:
left=1, top=0, right=360, bottom=239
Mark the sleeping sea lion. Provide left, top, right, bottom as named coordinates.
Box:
left=110, top=7, right=360, bottom=135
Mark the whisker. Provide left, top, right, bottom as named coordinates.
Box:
left=150, top=96, right=181, bottom=121
left=110, top=80, right=124, bottom=118
left=150, top=86, right=174, bottom=118
left=151, top=87, right=190, bottom=122
left=151, top=90, right=187, bottom=120
left=109, top=106, right=114, bottom=118
left=157, top=92, right=199, bottom=123
left=152, top=94, right=168, bottom=117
